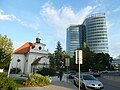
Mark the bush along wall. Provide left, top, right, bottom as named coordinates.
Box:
left=0, top=77, right=18, bottom=90
left=36, top=68, right=56, bottom=76
left=23, top=74, right=51, bottom=87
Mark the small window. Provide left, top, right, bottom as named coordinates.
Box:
left=39, top=46, right=42, bottom=50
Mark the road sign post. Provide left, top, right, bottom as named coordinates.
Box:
left=65, top=58, right=70, bottom=82
left=75, top=50, right=83, bottom=90
left=65, top=58, right=70, bottom=74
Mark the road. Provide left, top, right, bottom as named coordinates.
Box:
left=98, top=77, right=120, bottom=90
left=69, top=72, right=120, bottom=90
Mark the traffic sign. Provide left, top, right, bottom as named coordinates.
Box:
left=75, top=50, right=83, bottom=64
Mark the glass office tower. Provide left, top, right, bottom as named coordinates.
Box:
left=66, top=25, right=85, bottom=56
left=83, top=13, right=109, bottom=53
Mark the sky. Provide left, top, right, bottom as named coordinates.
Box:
left=0, top=0, right=120, bottom=58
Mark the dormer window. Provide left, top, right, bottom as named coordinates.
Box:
left=39, top=46, right=42, bottom=50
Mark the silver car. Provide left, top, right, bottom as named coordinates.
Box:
left=74, top=73, right=104, bottom=90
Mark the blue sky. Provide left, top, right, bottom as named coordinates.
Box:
left=0, top=0, right=120, bottom=58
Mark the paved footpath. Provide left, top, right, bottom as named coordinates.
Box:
left=19, top=74, right=78, bottom=90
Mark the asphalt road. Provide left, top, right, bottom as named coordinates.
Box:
left=69, top=73, right=120, bottom=90
left=98, top=77, right=120, bottom=90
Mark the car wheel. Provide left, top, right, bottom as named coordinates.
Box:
left=82, top=84, right=86, bottom=90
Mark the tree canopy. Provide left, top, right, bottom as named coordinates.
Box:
left=48, top=41, right=70, bottom=71
left=80, top=46, right=112, bottom=71
left=54, top=41, right=63, bottom=69
left=0, top=34, right=13, bottom=69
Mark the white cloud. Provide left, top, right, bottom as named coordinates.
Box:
left=41, top=3, right=96, bottom=36
left=109, top=42, right=120, bottom=58
left=106, top=21, right=113, bottom=31
left=16, top=18, right=40, bottom=31
left=0, top=9, right=16, bottom=21
left=12, top=41, right=23, bottom=50
left=113, top=7, right=120, bottom=12
left=0, top=9, right=40, bottom=31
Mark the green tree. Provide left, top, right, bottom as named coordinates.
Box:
left=93, top=53, right=111, bottom=70
left=80, top=47, right=95, bottom=72
left=48, top=53, right=55, bottom=69
left=0, top=34, right=13, bottom=69
left=61, top=51, right=70, bottom=71
left=77, top=45, right=112, bottom=71
left=54, top=41, right=62, bottom=70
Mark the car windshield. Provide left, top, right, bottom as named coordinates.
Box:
left=70, top=71, right=76, bottom=75
left=83, top=75, right=96, bottom=80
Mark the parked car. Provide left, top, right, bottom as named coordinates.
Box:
left=68, top=70, right=77, bottom=79
left=92, top=70, right=100, bottom=77
left=101, top=70, right=109, bottom=73
left=74, top=73, right=104, bottom=90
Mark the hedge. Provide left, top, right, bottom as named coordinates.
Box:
left=0, top=77, right=18, bottom=90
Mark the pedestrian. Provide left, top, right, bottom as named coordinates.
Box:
left=58, top=69, right=63, bottom=81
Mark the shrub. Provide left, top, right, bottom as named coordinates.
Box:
left=0, top=72, right=7, bottom=77
left=14, top=78, right=26, bottom=87
left=23, top=74, right=51, bottom=87
left=0, top=77, right=18, bottom=90
left=10, top=68, right=21, bottom=74
left=36, top=68, right=56, bottom=76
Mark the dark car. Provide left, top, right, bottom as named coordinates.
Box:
left=92, top=70, right=100, bottom=77
left=68, top=70, right=77, bottom=79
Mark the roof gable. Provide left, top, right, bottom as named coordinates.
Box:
left=13, top=42, right=35, bottom=54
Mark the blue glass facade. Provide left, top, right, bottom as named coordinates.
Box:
left=83, top=13, right=109, bottom=53
left=66, top=25, right=85, bottom=56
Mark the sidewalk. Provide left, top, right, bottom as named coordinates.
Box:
left=19, top=74, right=78, bottom=90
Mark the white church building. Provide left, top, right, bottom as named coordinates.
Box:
left=10, top=35, right=50, bottom=74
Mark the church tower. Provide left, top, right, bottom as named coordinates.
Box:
left=36, top=32, right=41, bottom=43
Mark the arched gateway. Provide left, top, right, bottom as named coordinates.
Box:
left=31, top=56, right=49, bottom=73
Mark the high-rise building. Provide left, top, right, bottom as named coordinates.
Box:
left=66, top=13, right=109, bottom=57
left=83, top=13, right=109, bottom=53
left=66, top=25, right=85, bottom=56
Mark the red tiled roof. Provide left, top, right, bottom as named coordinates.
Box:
left=13, top=42, right=35, bottom=54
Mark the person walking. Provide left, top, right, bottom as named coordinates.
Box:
left=58, top=69, right=63, bottom=81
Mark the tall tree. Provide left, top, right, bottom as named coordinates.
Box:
left=54, top=41, right=62, bottom=69
left=61, top=50, right=70, bottom=70
left=94, top=53, right=111, bottom=70
left=80, top=46, right=95, bottom=71
left=48, top=53, right=55, bottom=69
left=0, top=34, right=13, bottom=69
